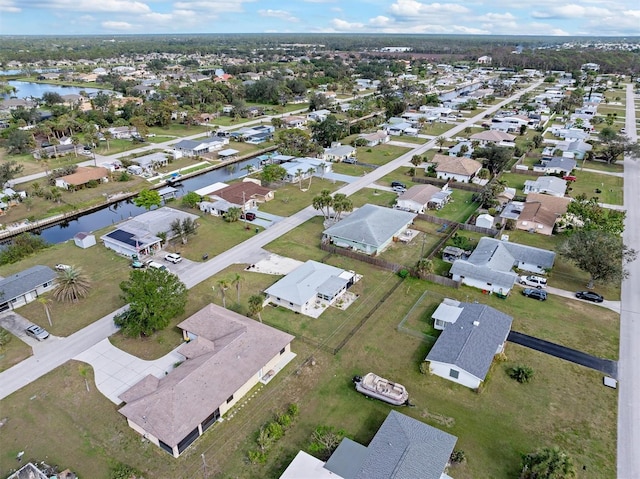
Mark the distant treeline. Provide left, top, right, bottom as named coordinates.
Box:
left=1, top=34, right=638, bottom=76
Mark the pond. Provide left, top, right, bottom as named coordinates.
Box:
left=3, top=81, right=109, bottom=99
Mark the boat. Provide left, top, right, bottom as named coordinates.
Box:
left=353, top=373, right=410, bottom=406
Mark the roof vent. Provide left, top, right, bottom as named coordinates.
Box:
left=473, top=321, right=480, bottom=326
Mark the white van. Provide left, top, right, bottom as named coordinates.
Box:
left=144, top=259, right=167, bottom=271
left=519, top=275, right=547, bottom=289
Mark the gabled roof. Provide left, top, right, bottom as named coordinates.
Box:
left=397, top=184, right=441, bottom=205
left=426, top=301, right=513, bottom=381
left=0, top=265, right=56, bottom=303
left=265, top=260, right=350, bottom=306
left=524, top=176, right=567, bottom=196
left=433, top=156, right=482, bottom=176
left=470, top=237, right=556, bottom=269
left=470, top=130, right=516, bottom=142
left=323, top=204, right=417, bottom=249
left=119, top=304, right=293, bottom=447
left=215, top=182, right=273, bottom=205
left=541, top=156, right=577, bottom=172
left=352, top=410, right=458, bottom=479
left=519, top=194, right=571, bottom=227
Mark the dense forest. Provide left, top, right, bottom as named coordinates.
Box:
left=0, top=34, right=638, bottom=76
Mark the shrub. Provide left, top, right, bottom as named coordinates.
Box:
left=265, top=421, right=284, bottom=441
left=109, top=462, right=140, bottom=479
left=287, top=403, right=299, bottom=418
left=87, top=179, right=99, bottom=188
left=450, top=449, right=466, bottom=464
left=397, top=269, right=409, bottom=279
left=247, top=450, right=267, bottom=464
left=118, top=171, right=131, bottom=182
left=509, top=365, right=534, bottom=383
left=276, top=413, right=292, bottom=429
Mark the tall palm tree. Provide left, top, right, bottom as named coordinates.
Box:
left=53, top=266, right=91, bottom=303
left=231, top=273, right=243, bottom=303
left=37, top=296, right=53, bottom=326
left=436, top=136, right=446, bottom=152
left=217, top=279, right=230, bottom=308
left=306, top=167, right=316, bottom=189
left=248, top=294, right=265, bottom=323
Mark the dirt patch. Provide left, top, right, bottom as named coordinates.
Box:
left=245, top=253, right=303, bottom=275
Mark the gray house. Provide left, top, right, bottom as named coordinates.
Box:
left=523, top=176, right=567, bottom=197
left=426, top=299, right=513, bottom=389
left=450, top=237, right=555, bottom=294
left=0, top=265, right=57, bottom=312
left=280, top=410, right=457, bottom=479
left=323, top=204, right=417, bottom=256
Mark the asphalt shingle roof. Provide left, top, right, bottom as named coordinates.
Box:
left=0, top=265, right=56, bottom=302
left=426, top=302, right=513, bottom=381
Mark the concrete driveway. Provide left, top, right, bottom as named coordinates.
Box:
left=74, top=338, right=185, bottom=405
left=0, top=310, right=57, bottom=348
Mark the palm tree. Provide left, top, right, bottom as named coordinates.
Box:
left=436, top=136, right=446, bottom=152
left=296, top=168, right=304, bottom=190
left=170, top=218, right=198, bottom=244
left=241, top=164, right=254, bottom=177
left=306, top=167, right=316, bottom=189
left=248, top=294, right=265, bottom=323
left=53, top=266, right=91, bottom=303
left=232, top=273, right=243, bottom=303
left=37, top=296, right=53, bottom=326
left=410, top=155, right=422, bottom=167
left=332, top=193, right=353, bottom=221
left=415, top=258, right=433, bottom=279
left=217, top=279, right=230, bottom=308
left=103, top=130, right=113, bottom=151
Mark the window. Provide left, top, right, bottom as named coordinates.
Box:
left=449, top=369, right=459, bottom=379
left=227, top=394, right=234, bottom=404
left=280, top=347, right=286, bottom=355
left=159, top=440, right=174, bottom=455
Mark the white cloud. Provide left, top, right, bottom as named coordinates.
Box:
left=330, top=18, right=364, bottom=31
left=174, top=0, right=256, bottom=13
left=389, top=0, right=469, bottom=17
left=258, top=9, right=299, bottom=22
left=101, top=20, right=136, bottom=30
left=0, top=0, right=20, bottom=13
left=532, top=4, right=611, bottom=19
left=369, top=15, right=391, bottom=26
left=33, top=0, right=151, bottom=14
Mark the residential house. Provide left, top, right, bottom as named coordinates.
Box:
left=101, top=207, right=199, bottom=258
left=212, top=182, right=275, bottom=210
left=107, top=126, right=137, bottom=139
left=358, top=130, right=389, bottom=147
left=554, top=139, right=593, bottom=160
left=523, top=176, right=567, bottom=197
left=533, top=157, right=576, bottom=175
left=172, top=138, right=227, bottom=158
left=55, top=166, right=109, bottom=190
left=281, top=115, right=307, bottom=129
left=130, top=152, right=169, bottom=173
left=552, top=127, right=590, bottom=142
left=497, top=187, right=516, bottom=206
left=396, top=184, right=451, bottom=213
left=307, top=109, right=331, bottom=122
left=0, top=265, right=57, bottom=312
left=322, top=144, right=356, bottom=163
left=516, top=193, right=571, bottom=235
left=430, top=154, right=482, bottom=182
left=426, top=299, right=513, bottom=389
left=199, top=198, right=238, bottom=217
left=385, top=120, right=417, bottom=136
left=323, top=204, right=417, bottom=255
left=450, top=237, right=555, bottom=294
left=119, top=303, right=294, bottom=457
left=280, top=410, right=457, bottom=479
left=470, top=130, right=516, bottom=146
left=477, top=55, right=492, bottom=64
left=264, top=260, right=359, bottom=318
left=282, top=158, right=331, bottom=183
left=448, top=140, right=474, bottom=157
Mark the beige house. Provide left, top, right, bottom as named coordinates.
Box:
left=118, top=304, right=294, bottom=457
left=430, top=154, right=482, bottom=182
left=516, top=193, right=571, bottom=235
left=55, top=166, right=109, bottom=190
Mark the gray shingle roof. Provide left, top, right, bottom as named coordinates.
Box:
left=0, top=265, right=56, bottom=302
left=353, top=410, right=458, bottom=479
left=323, top=204, right=416, bottom=250
left=449, top=261, right=517, bottom=289
left=426, top=302, right=513, bottom=381
left=467, top=237, right=556, bottom=270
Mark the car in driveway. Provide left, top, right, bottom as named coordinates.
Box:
left=25, top=324, right=50, bottom=341
left=519, top=275, right=547, bottom=289
left=240, top=212, right=256, bottom=221
left=522, top=288, right=547, bottom=301
left=563, top=175, right=577, bottom=182
left=131, top=260, right=145, bottom=268
left=144, top=259, right=167, bottom=270
left=55, top=264, right=72, bottom=271
left=164, top=253, right=182, bottom=264
left=575, top=290, right=604, bottom=303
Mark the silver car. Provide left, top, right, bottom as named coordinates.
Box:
left=25, top=324, right=50, bottom=341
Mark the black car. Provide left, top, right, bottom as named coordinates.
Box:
left=575, top=291, right=604, bottom=303
left=522, top=288, right=547, bottom=301
left=391, top=181, right=407, bottom=189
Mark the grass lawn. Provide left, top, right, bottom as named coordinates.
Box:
left=264, top=216, right=327, bottom=262
left=330, top=162, right=371, bottom=176
left=377, top=167, right=420, bottom=189
left=348, top=188, right=397, bottom=208
left=501, top=171, right=534, bottom=194
left=0, top=328, right=32, bottom=373
left=0, top=149, right=88, bottom=178
left=578, top=160, right=624, bottom=173
left=148, top=124, right=210, bottom=137
left=430, top=190, right=479, bottom=224
left=378, top=221, right=446, bottom=266
left=257, top=178, right=344, bottom=217
left=392, top=135, right=427, bottom=145
left=1, top=239, right=132, bottom=337
left=93, top=139, right=145, bottom=156
left=569, top=170, right=623, bottom=205
left=356, top=145, right=411, bottom=166
left=420, top=122, right=455, bottom=136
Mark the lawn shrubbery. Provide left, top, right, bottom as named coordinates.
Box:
left=248, top=403, right=299, bottom=464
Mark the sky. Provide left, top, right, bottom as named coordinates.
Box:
left=0, top=0, right=639, bottom=36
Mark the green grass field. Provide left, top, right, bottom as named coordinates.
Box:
left=356, top=145, right=411, bottom=166
left=569, top=170, right=623, bottom=205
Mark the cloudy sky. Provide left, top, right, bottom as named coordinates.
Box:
left=1, top=0, right=639, bottom=36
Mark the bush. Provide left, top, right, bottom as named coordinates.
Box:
left=0, top=233, right=49, bottom=265
left=118, top=171, right=131, bottom=182
left=450, top=449, right=466, bottom=464
left=397, top=269, right=409, bottom=279
left=265, top=421, right=284, bottom=441
left=287, top=403, right=299, bottom=417
left=87, top=179, right=99, bottom=188
left=247, top=450, right=267, bottom=464
left=109, top=462, right=140, bottom=479
left=509, top=365, right=534, bottom=383
left=276, top=413, right=292, bottom=429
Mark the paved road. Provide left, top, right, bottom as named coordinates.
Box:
left=508, top=331, right=618, bottom=377
left=618, top=83, right=640, bottom=479
left=0, top=80, right=542, bottom=401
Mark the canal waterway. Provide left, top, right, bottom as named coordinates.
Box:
left=39, top=154, right=271, bottom=244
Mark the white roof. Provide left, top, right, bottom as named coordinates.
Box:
left=280, top=451, right=334, bottom=479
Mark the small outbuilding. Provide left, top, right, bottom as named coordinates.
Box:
left=73, top=232, right=96, bottom=249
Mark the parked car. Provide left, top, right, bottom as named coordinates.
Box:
left=25, top=324, right=50, bottom=341
left=391, top=181, right=406, bottom=189
left=563, top=175, right=577, bottom=182
left=392, top=186, right=407, bottom=193
left=519, top=275, right=547, bottom=289
left=55, top=264, right=72, bottom=271
left=241, top=212, right=256, bottom=221
left=575, top=291, right=604, bottom=303
left=343, top=157, right=357, bottom=164
left=164, top=253, right=182, bottom=264
left=131, top=260, right=145, bottom=268
left=144, top=259, right=167, bottom=270
left=522, top=288, right=547, bottom=301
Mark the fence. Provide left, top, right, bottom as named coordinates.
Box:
left=458, top=223, right=499, bottom=236
left=319, top=242, right=405, bottom=273
left=411, top=176, right=483, bottom=192
left=421, top=273, right=461, bottom=288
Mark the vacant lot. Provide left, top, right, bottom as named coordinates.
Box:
left=356, top=145, right=411, bottom=166
left=569, top=170, right=623, bottom=205
left=257, top=178, right=344, bottom=217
